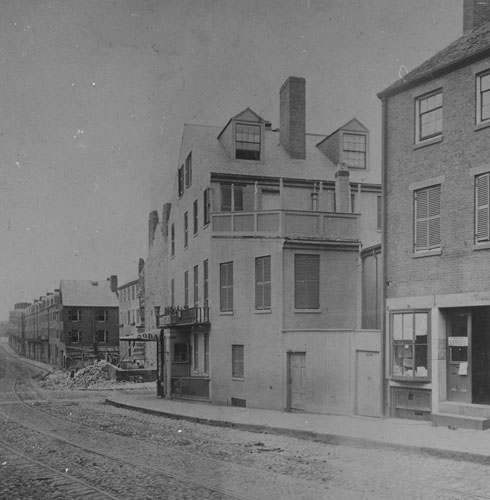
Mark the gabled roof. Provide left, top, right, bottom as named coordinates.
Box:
left=60, top=280, right=118, bottom=307
left=316, top=118, right=368, bottom=147
left=217, top=107, right=264, bottom=140
left=378, top=21, right=490, bottom=98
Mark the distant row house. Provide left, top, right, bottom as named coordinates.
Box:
left=8, top=278, right=119, bottom=369
left=146, top=76, right=383, bottom=416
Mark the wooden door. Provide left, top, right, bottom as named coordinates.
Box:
left=447, top=311, right=472, bottom=403
left=289, top=352, right=307, bottom=410
left=355, top=350, right=381, bottom=417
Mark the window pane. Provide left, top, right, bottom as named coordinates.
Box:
left=392, top=314, right=403, bottom=340
left=415, top=313, right=427, bottom=337
left=402, top=314, right=412, bottom=341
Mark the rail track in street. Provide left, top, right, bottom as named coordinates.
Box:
left=4, top=342, right=490, bottom=500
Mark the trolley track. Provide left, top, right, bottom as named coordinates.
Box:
left=3, top=343, right=490, bottom=500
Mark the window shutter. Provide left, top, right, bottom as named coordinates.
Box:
left=234, top=186, right=244, bottom=211
left=415, top=186, right=440, bottom=251
left=476, top=174, right=490, bottom=242
left=255, top=258, right=264, bottom=310
left=263, top=257, right=271, bottom=309
left=294, top=255, right=320, bottom=309
left=428, top=185, right=441, bottom=248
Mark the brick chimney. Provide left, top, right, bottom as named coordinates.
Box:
left=335, top=167, right=351, bottom=213
left=161, top=203, right=172, bottom=237
left=464, top=0, right=490, bottom=33
left=279, top=76, right=306, bottom=159
left=148, top=210, right=159, bottom=247
left=109, top=275, right=118, bottom=293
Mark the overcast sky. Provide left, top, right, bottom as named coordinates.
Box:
left=0, top=0, right=461, bottom=319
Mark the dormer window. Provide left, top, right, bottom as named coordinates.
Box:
left=342, top=133, right=366, bottom=168
left=235, top=123, right=261, bottom=160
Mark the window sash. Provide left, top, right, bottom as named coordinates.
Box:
left=171, top=224, right=175, bottom=257
left=294, top=255, right=320, bottom=309
left=184, top=271, right=189, bottom=307
left=96, top=330, right=108, bottom=343
left=203, top=188, right=211, bottom=225
left=220, top=262, right=233, bottom=312
left=193, top=265, right=199, bottom=306
left=478, top=72, right=490, bottom=123
left=414, top=185, right=441, bottom=251
left=178, top=166, right=184, bottom=196
left=255, top=256, right=271, bottom=310
left=185, top=153, right=192, bottom=188
left=184, top=212, right=188, bottom=248
left=416, top=90, right=442, bottom=142
left=203, top=260, right=209, bottom=304
left=476, top=173, right=490, bottom=242
left=343, top=133, right=366, bottom=168
left=232, top=344, right=244, bottom=378
left=193, top=200, right=198, bottom=235
left=221, top=184, right=244, bottom=211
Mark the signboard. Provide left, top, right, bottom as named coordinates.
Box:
left=120, top=329, right=160, bottom=342
left=448, top=337, right=468, bottom=347
left=161, top=315, right=171, bottom=326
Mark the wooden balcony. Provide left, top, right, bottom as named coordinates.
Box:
left=211, top=209, right=359, bottom=241
left=162, top=306, right=210, bottom=327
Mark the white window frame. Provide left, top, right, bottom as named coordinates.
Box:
left=415, top=89, right=443, bottom=143
left=255, top=255, right=271, bottom=310
left=477, top=71, right=490, bottom=125
left=414, top=185, right=441, bottom=253
left=232, top=344, right=244, bottom=378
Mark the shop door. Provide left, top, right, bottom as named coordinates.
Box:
left=355, top=351, right=381, bottom=417
left=289, top=352, right=307, bottom=411
left=447, top=311, right=471, bottom=403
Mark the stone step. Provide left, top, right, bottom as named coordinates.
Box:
left=432, top=412, right=490, bottom=431
left=439, top=401, right=490, bottom=418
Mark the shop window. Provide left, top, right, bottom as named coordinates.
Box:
left=174, top=342, right=189, bottom=363
left=391, top=311, right=430, bottom=380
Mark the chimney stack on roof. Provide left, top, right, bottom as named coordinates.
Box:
left=279, top=76, right=306, bottom=160
left=148, top=210, right=159, bottom=247
left=108, top=275, right=118, bottom=293
left=464, top=0, right=490, bottom=33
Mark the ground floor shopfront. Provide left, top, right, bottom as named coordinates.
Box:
left=387, top=292, right=490, bottom=429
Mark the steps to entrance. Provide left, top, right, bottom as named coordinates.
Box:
left=432, top=412, right=490, bottom=431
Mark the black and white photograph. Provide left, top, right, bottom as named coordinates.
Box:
left=3, top=1, right=490, bottom=498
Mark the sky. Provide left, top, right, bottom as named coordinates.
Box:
left=0, top=0, right=462, bottom=320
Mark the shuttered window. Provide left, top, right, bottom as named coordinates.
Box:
left=221, top=184, right=244, bottom=211
left=184, top=271, right=189, bottom=307
left=255, top=256, right=271, bottom=310
left=232, top=344, right=244, bottom=378
left=193, top=265, right=199, bottom=306
left=178, top=166, right=184, bottom=197
left=220, top=262, right=233, bottom=312
left=414, top=185, right=441, bottom=252
left=294, top=254, right=320, bottom=309
left=476, top=173, right=490, bottom=242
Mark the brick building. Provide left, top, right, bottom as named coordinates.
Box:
left=378, top=1, right=490, bottom=427
left=147, top=76, right=382, bottom=416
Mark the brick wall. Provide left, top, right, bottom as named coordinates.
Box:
left=385, top=57, right=490, bottom=299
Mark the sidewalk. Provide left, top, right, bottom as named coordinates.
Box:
left=105, top=392, right=490, bottom=463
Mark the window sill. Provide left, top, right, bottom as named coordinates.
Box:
left=173, top=361, right=189, bottom=364
left=475, top=121, right=490, bottom=132
left=232, top=377, right=244, bottom=382
left=255, top=309, right=272, bottom=314
left=294, top=308, right=322, bottom=314
left=391, top=377, right=431, bottom=384
left=413, top=135, right=442, bottom=150
left=413, top=248, right=441, bottom=258
left=473, top=241, right=490, bottom=251
left=219, top=311, right=234, bottom=316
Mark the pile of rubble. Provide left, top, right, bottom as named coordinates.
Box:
left=38, top=361, right=111, bottom=390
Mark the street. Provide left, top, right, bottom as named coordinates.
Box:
left=2, top=343, right=490, bottom=499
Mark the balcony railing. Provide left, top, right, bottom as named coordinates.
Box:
left=171, top=376, right=210, bottom=399
left=211, top=209, right=359, bottom=241
left=162, top=306, right=210, bottom=327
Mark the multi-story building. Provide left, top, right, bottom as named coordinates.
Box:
left=8, top=302, right=31, bottom=355
left=10, top=277, right=120, bottom=369
left=378, top=1, right=490, bottom=427
left=148, top=76, right=382, bottom=416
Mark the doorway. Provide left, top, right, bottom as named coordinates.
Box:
left=288, top=352, right=307, bottom=411
left=447, top=307, right=490, bottom=404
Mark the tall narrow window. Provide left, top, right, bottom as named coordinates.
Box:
left=194, top=265, right=199, bottom=306
left=415, top=90, right=442, bottom=143
left=476, top=173, right=490, bottom=242
left=96, top=330, right=108, bottom=343
left=414, top=185, right=441, bottom=252
left=171, top=279, right=175, bottom=308
left=193, top=200, right=198, bottom=235
left=255, top=256, right=271, bottom=310
left=185, top=152, right=192, bottom=188
left=184, top=212, right=188, bottom=248
left=204, top=333, right=209, bottom=373
left=294, top=254, right=320, bottom=309
left=343, top=133, right=366, bottom=168
left=171, top=224, right=175, bottom=257
left=178, top=166, right=184, bottom=197
left=232, top=344, right=244, bottom=378
left=235, top=123, right=260, bottom=160
left=203, top=259, right=209, bottom=305
left=477, top=71, right=490, bottom=125
left=184, top=271, right=189, bottom=307
left=203, top=188, right=211, bottom=226
left=220, top=261, right=233, bottom=312
left=221, top=184, right=244, bottom=211
left=193, top=333, right=199, bottom=370
left=377, top=195, right=382, bottom=231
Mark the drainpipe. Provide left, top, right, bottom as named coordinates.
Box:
left=381, top=96, right=388, bottom=417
